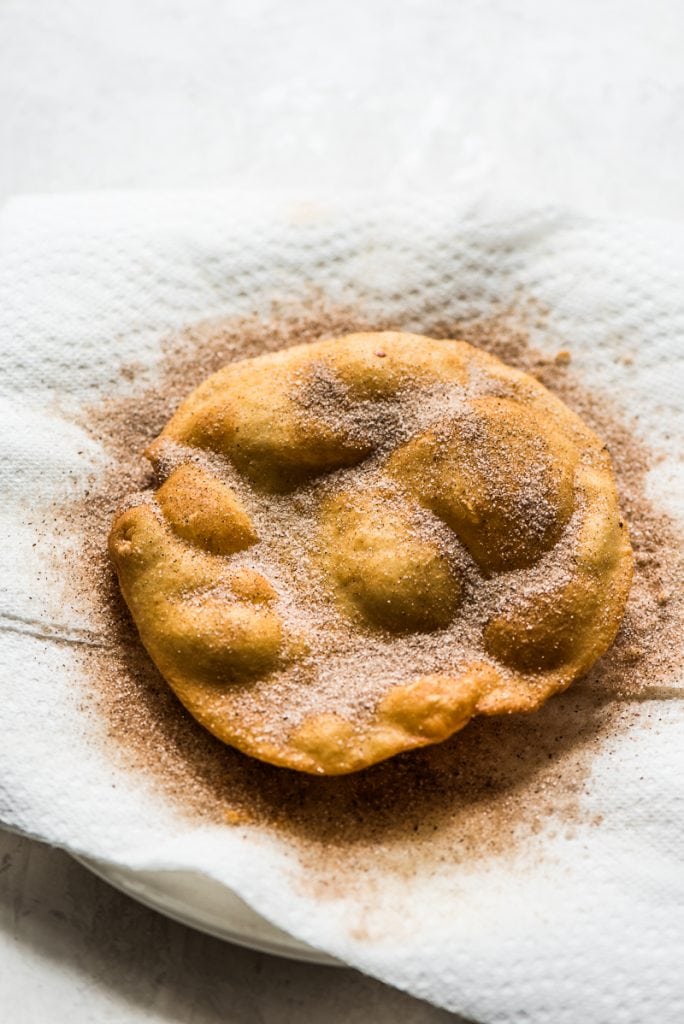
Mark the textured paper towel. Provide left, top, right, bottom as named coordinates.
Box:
left=1, top=192, right=683, bottom=1024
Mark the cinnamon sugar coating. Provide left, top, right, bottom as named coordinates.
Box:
left=108, top=332, right=633, bottom=774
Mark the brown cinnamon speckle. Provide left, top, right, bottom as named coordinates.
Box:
left=56, top=298, right=684, bottom=884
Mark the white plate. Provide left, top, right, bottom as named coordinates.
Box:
left=76, top=855, right=340, bottom=966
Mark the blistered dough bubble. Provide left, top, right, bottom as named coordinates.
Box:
left=388, top=396, right=578, bottom=573
left=109, top=331, right=633, bottom=775
left=156, top=463, right=258, bottom=555
left=319, top=487, right=461, bottom=632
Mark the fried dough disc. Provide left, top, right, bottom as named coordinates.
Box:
left=109, top=333, right=633, bottom=774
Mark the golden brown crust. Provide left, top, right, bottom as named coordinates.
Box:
left=156, top=463, right=258, bottom=555
left=109, top=332, right=633, bottom=774
left=387, top=396, right=579, bottom=573
left=318, top=486, right=462, bottom=632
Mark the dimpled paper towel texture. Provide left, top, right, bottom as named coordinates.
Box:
left=1, top=192, right=683, bottom=1024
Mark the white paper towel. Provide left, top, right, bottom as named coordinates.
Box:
left=1, top=192, right=683, bottom=1024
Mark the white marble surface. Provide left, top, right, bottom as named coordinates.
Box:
left=2, top=0, right=683, bottom=1021
left=0, top=832, right=460, bottom=1023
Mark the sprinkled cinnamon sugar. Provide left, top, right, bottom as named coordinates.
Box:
left=62, top=299, right=684, bottom=871
left=119, top=335, right=596, bottom=748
